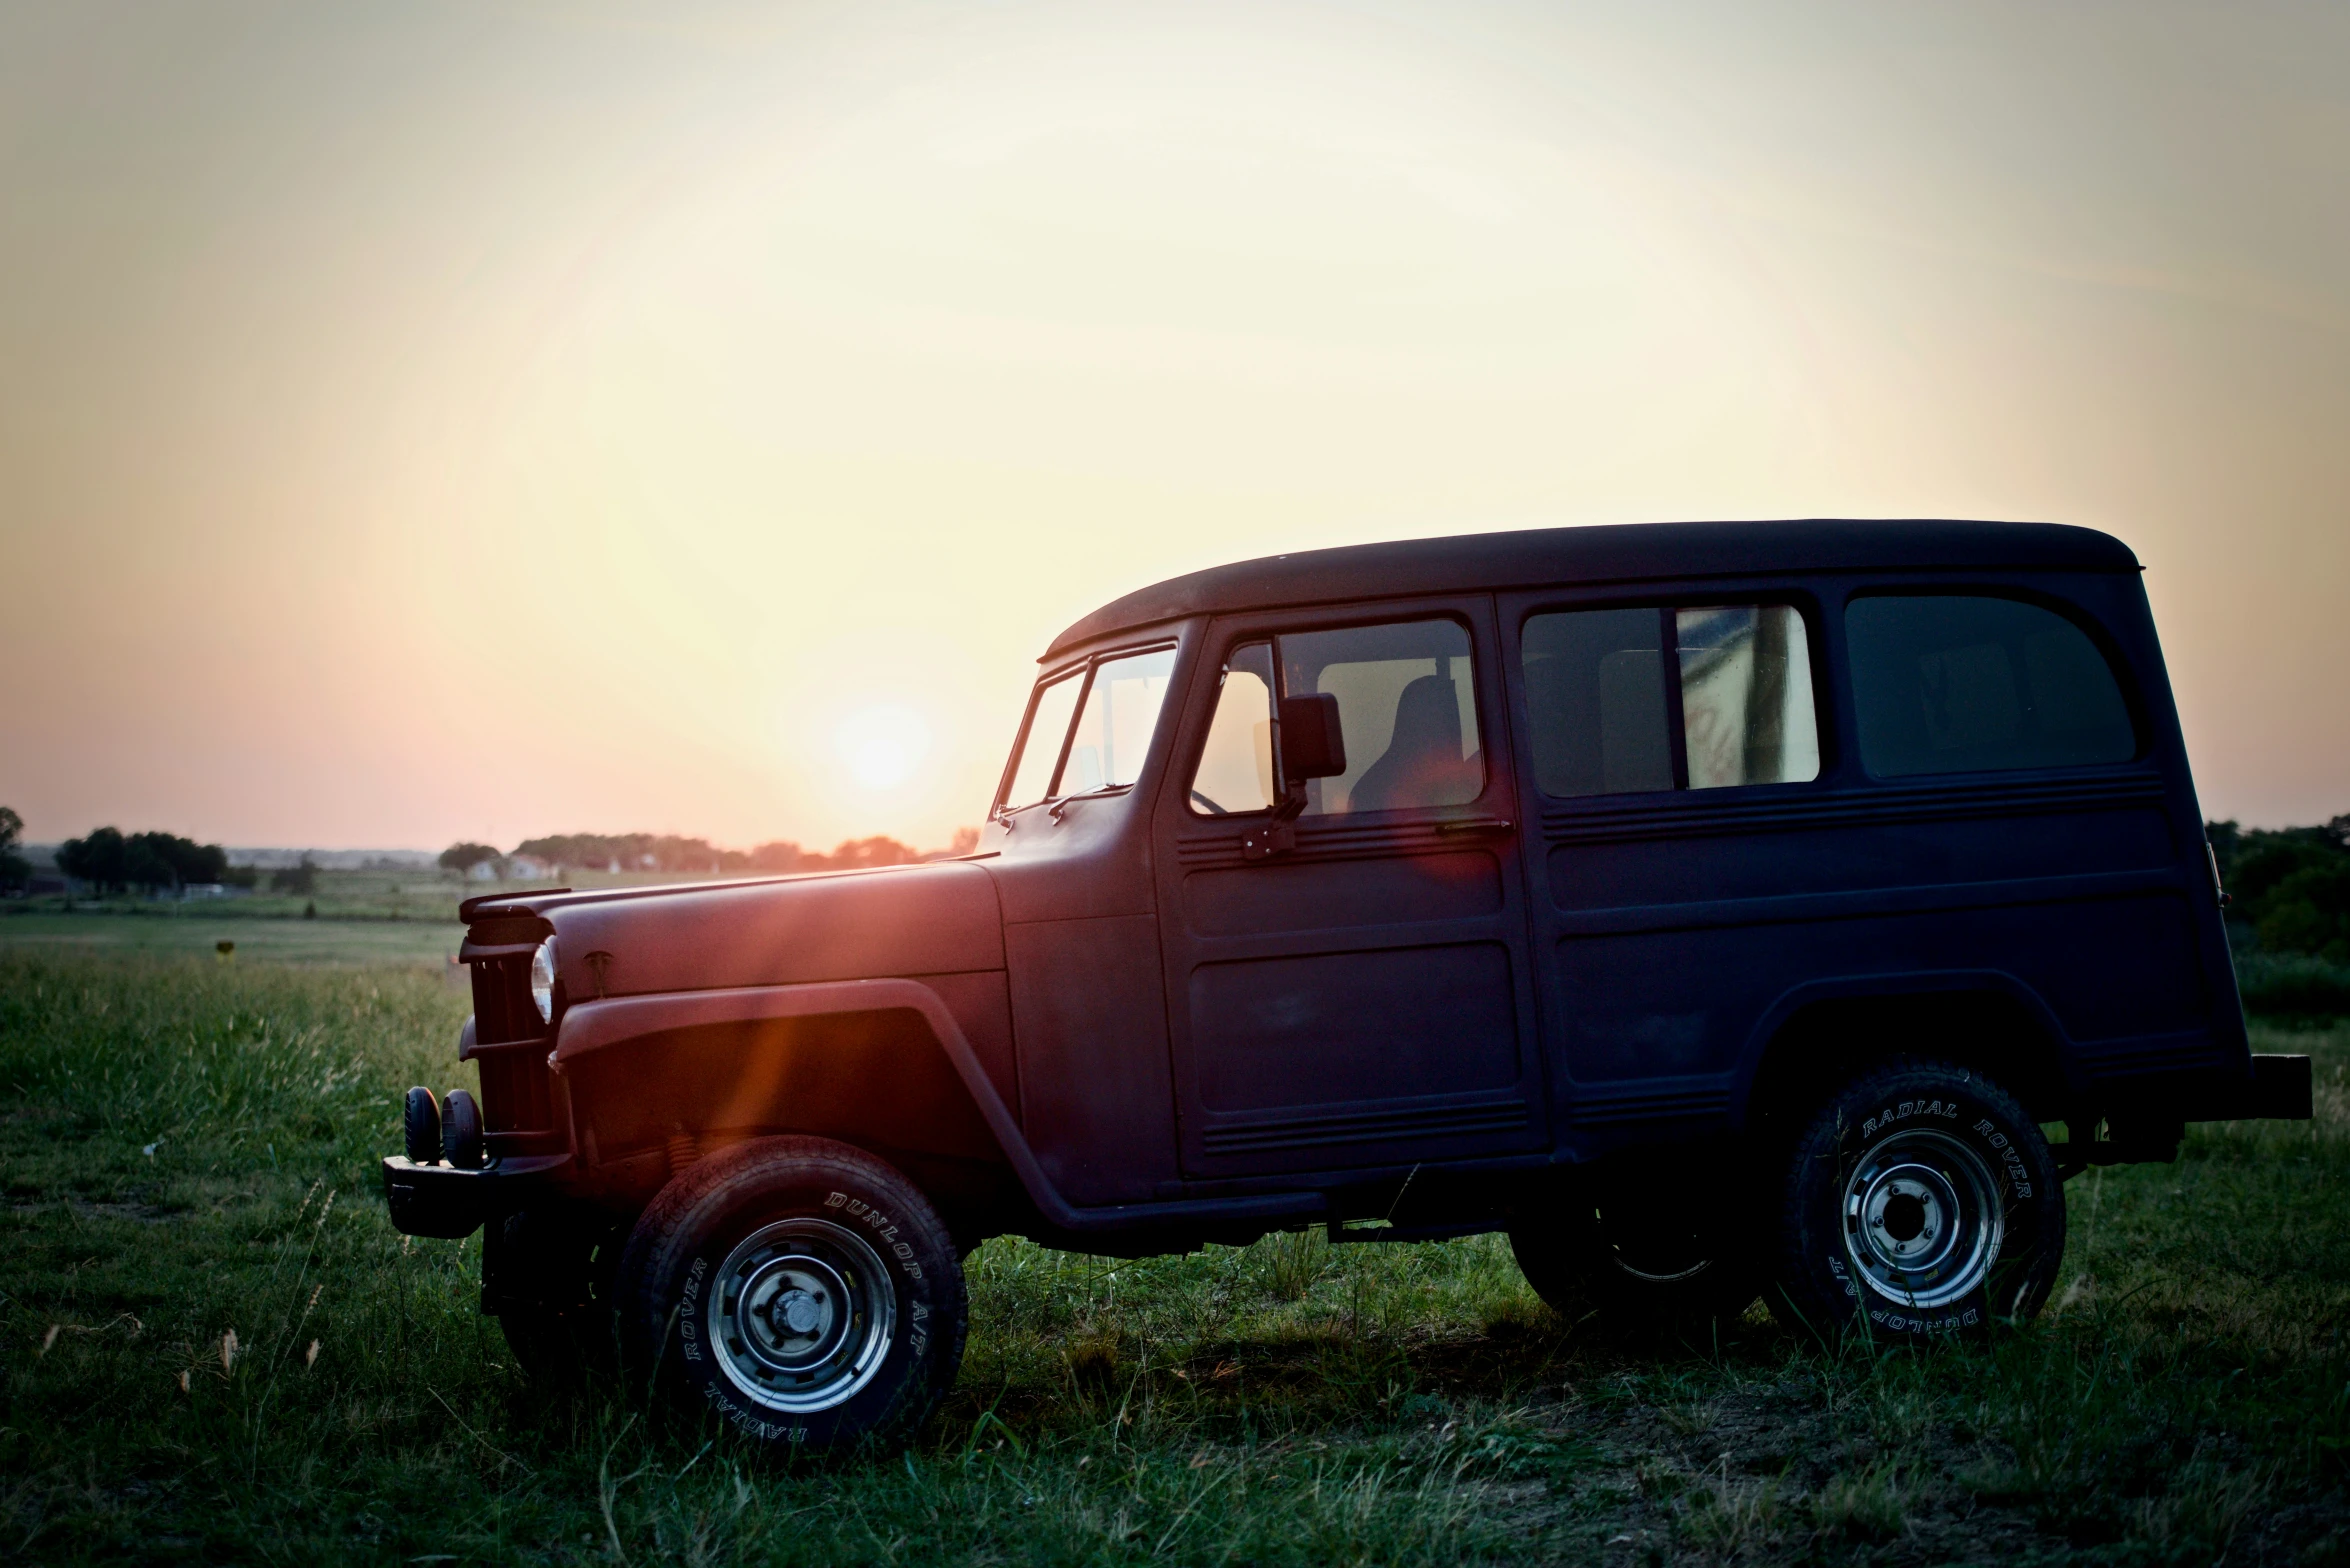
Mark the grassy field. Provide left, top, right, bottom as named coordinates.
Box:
left=2, top=948, right=2345, bottom=1565
left=0, top=863, right=754, bottom=965
left=0, top=911, right=467, bottom=967
left=9, top=865, right=477, bottom=925
left=4, top=862, right=791, bottom=930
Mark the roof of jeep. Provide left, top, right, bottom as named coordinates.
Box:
left=1045, top=518, right=2137, bottom=660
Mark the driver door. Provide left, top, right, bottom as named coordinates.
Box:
left=1151, top=598, right=1546, bottom=1179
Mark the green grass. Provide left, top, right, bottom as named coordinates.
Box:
left=5, top=861, right=807, bottom=930
left=3, top=950, right=2345, bottom=1564
left=0, top=911, right=467, bottom=967
left=10, top=864, right=476, bottom=924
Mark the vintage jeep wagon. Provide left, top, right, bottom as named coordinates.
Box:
left=385, top=518, right=2308, bottom=1453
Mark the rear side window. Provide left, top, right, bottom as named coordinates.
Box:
left=1522, top=604, right=1819, bottom=798
left=1846, top=595, right=2135, bottom=777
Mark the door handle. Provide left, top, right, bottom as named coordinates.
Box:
left=1435, top=816, right=1513, bottom=835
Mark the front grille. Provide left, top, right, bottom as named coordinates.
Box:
left=465, top=934, right=560, bottom=1151
left=470, top=953, right=540, bottom=1047
left=476, top=1046, right=557, bottom=1141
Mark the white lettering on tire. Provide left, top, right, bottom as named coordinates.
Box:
left=1862, top=1099, right=1960, bottom=1137
left=1868, top=1305, right=1981, bottom=1334
left=1973, top=1118, right=2035, bottom=1197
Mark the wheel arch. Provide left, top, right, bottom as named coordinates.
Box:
left=551, top=980, right=1080, bottom=1230
left=1730, top=971, right=2086, bottom=1139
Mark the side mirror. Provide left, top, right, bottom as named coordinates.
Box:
left=1278, top=694, right=1347, bottom=784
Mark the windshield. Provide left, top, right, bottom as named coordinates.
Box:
left=998, top=646, right=1177, bottom=812
left=1001, top=671, right=1084, bottom=811
left=1063, top=648, right=1176, bottom=793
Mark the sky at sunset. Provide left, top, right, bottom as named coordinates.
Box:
left=4, top=0, right=2346, bottom=853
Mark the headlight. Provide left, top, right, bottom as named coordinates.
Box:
left=530, top=938, right=557, bottom=1024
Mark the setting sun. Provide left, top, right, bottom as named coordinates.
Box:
left=2, top=4, right=2346, bottom=1557
left=1, top=0, right=2345, bottom=854
left=834, top=704, right=933, bottom=793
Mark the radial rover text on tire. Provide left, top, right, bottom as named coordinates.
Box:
left=1774, top=1058, right=2065, bottom=1342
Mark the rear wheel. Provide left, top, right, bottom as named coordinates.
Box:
left=1773, top=1058, right=2064, bottom=1341
left=620, top=1136, right=966, bottom=1457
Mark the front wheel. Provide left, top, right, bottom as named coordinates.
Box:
left=1774, top=1058, right=2064, bottom=1341
left=619, top=1136, right=967, bottom=1457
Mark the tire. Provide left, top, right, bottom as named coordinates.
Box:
left=441, top=1089, right=485, bottom=1169
left=403, top=1087, right=441, bottom=1164
left=1510, top=1160, right=1763, bottom=1332
left=1773, top=1058, right=2064, bottom=1342
left=490, top=1205, right=626, bottom=1385
left=619, top=1136, right=967, bottom=1458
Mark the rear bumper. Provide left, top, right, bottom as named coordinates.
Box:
left=2194, top=1054, right=2313, bottom=1123
left=380, top=1153, right=572, bottom=1239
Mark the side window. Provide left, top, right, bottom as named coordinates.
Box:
left=1062, top=648, right=1176, bottom=793
left=1184, top=620, right=1484, bottom=817
left=1677, top=606, right=1821, bottom=789
left=1001, top=670, right=1084, bottom=809
left=1188, top=644, right=1276, bottom=816
left=1847, top=595, right=2135, bottom=777
left=1283, top=619, right=1480, bottom=815
left=1522, top=604, right=1819, bottom=798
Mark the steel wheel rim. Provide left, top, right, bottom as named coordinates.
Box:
left=707, top=1217, right=896, bottom=1414
left=1841, top=1129, right=2004, bottom=1309
left=1596, top=1207, right=1718, bottom=1284
left=1611, top=1253, right=1716, bottom=1285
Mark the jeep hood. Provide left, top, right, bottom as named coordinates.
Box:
left=482, top=862, right=1004, bottom=1003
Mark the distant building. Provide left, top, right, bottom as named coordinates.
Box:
left=464, top=855, right=559, bottom=882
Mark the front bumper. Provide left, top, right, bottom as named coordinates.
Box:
left=380, top=1153, right=572, bottom=1239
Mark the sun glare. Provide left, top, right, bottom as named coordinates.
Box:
left=835, top=705, right=932, bottom=791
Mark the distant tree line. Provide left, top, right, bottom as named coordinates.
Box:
left=52, top=826, right=258, bottom=894
left=510, top=832, right=927, bottom=876
left=0, top=807, right=30, bottom=891
left=436, top=830, right=985, bottom=881
left=2209, top=815, right=2350, bottom=964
